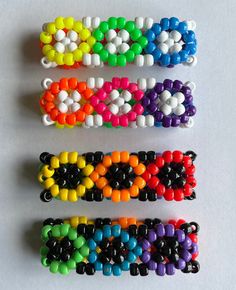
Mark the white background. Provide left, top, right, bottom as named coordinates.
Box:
left=0, top=0, right=236, bottom=289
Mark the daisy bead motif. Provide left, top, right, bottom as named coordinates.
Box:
left=158, top=90, right=185, bottom=116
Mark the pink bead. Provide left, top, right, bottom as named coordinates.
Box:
left=96, top=89, right=107, bottom=101
left=127, top=111, right=137, bottom=121
left=90, top=95, right=99, bottom=107
left=133, top=90, right=144, bottom=101
left=120, top=78, right=129, bottom=90
left=111, top=115, right=120, bottom=127
left=95, top=103, right=106, bottom=114
left=102, top=110, right=112, bottom=122
left=103, top=82, right=113, bottom=93
left=133, top=103, right=144, bottom=115
left=128, top=83, right=138, bottom=93
left=119, top=115, right=129, bottom=127
left=112, top=77, right=120, bottom=89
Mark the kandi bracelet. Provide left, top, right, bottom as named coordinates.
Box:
left=38, top=150, right=197, bottom=203
left=40, top=77, right=196, bottom=128
left=40, top=16, right=197, bottom=68
left=40, top=217, right=200, bottom=276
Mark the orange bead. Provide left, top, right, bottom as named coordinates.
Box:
left=45, top=102, right=55, bottom=113
left=111, top=151, right=120, bottom=163
left=44, top=91, right=55, bottom=102
left=134, top=176, right=146, bottom=189
left=57, top=113, right=67, bottom=125
left=120, top=189, right=130, bottom=202
left=103, top=155, right=112, bottom=167
left=129, top=184, right=139, bottom=197
left=134, top=163, right=146, bottom=175
left=50, top=82, right=60, bottom=94
left=66, top=114, right=76, bottom=126
left=127, top=217, right=137, bottom=226
left=111, top=190, right=120, bottom=202
left=50, top=108, right=59, bottom=121
left=95, top=177, right=108, bottom=189
left=95, top=163, right=107, bottom=176
left=83, top=103, right=94, bottom=115
left=76, top=110, right=86, bottom=122
left=89, top=171, right=99, bottom=182
left=68, top=77, right=78, bottom=89
left=129, top=155, right=139, bottom=168
left=83, top=88, right=94, bottom=100
left=77, top=82, right=87, bottom=93
left=118, top=217, right=128, bottom=228
left=59, top=78, right=69, bottom=90
left=120, top=151, right=130, bottom=163
left=111, top=220, right=118, bottom=226
left=103, top=185, right=112, bottom=198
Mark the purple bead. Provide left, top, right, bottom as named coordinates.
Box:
left=171, top=116, right=181, bottom=127
left=184, top=94, right=193, bottom=104
left=180, top=114, right=189, bottom=124
left=147, top=103, right=157, bottom=114
left=156, top=263, right=166, bottom=276
left=166, top=263, right=175, bottom=275
left=148, top=90, right=158, bottom=101
left=163, top=79, right=173, bottom=90
left=141, top=239, right=151, bottom=250
left=154, top=111, right=164, bottom=122
left=148, top=260, right=157, bottom=270
left=180, top=249, right=192, bottom=262
left=181, top=85, right=191, bottom=96
left=141, top=251, right=151, bottom=263
left=156, top=223, right=165, bottom=237
left=165, top=224, right=174, bottom=237
left=175, top=258, right=186, bottom=270
left=142, top=96, right=150, bottom=107
left=182, top=236, right=192, bottom=249
left=154, top=82, right=164, bottom=93
left=148, top=230, right=157, bottom=242
left=175, top=229, right=185, bottom=243
left=187, top=105, right=196, bottom=116
left=190, top=242, right=198, bottom=254
left=162, top=116, right=172, bottom=127
left=173, top=80, right=183, bottom=91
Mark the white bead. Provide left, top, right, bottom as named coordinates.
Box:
left=146, top=78, right=156, bottom=89
left=114, top=97, right=125, bottom=107
left=112, top=36, right=122, bottom=47
left=145, top=115, right=154, bottom=127
left=135, top=17, right=144, bottom=29
left=158, top=43, right=169, bottom=54
left=169, top=30, right=182, bottom=42
left=58, top=102, right=68, bottom=113
left=164, top=38, right=174, bottom=48
left=144, top=54, right=154, bottom=66
left=40, top=57, right=52, bottom=69
left=42, top=114, right=54, bottom=126
left=173, top=92, right=185, bottom=104
left=144, top=17, right=153, bottom=29
left=105, top=43, right=116, bottom=54
left=42, top=22, right=49, bottom=32
left=106, top=29, right=117, bottom=41
left=160, top=104, right=172, bottom=116
left=82, top=16, right=91, bottom=28
left=91, top=53, right=101, bottom=66
left=94, top=114, right=103, bottom=127
left=61, top=37, right=71, bottom=46
left=67, top=42, right=77, bottom=52
left=54, top=42, right=65, bottom=53
left=71, top=103, right=81, bottom=112
left=64, top=97, right=74, bottom=107
left=129, top=121, right=137, bottom=129
left=184, top=81, right=196, bottom=92
left=54, top=29, right=66, bottom=41
left=118, top=29, right=129, bottom=42
left=71, top=90, right=81, bottom=102
left=135, top=55, right=144, bottom=67
left=136, top=115, right=146, bottom=128
left=109, top=104, right=119, bottom=115
left=85, top=115, right=94, bottom=127
left=82, top=53, right=91, bottom=66
left=160, top=90, right=171, bottom=102
left=185, top=56, right=197, bottom=66
left=91, top=17, right=100, bottom=28
left=166, top=97, right=178, bottom=108
left=41, top=78, right=53, bottom=90
left=121, top=90, right=132, bottom=102
left=137, top=78, right=147, bottom=90
left=51, top=62, right=58, bottom=68
left=109, top=90, right=119, bottom=101
left=186, top=20, right=196, bottom=31
left=95, top=77, right=104, bottom=88
left=157, top=31, right=169, bottom=43
left=169, top=43, right=182, bottom=54
left=67, top=30, right=78, bottom=42
left=58, top=90, right=68, bottom=102
left=118, top=43, right=130, bottom=54
left=87, top=77, right=95, bottom=89
left=120, top=103, right=132, bottom=114
left=173, top=104, right=185, bottom=116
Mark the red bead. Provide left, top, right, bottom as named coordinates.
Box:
left=148, top=176, right=159, bottom=189
left=183, top=184, right=193, bottom=196
left=173, top=150, right=184, bottom=162
left=174, top=189, right=184, bottom=201
left=164, top=188, right=174, bottom=201
left=147, top=163, right=159, bottom=175
left=50, top=82, right=60, bottom=94
left=183, top=155, right=192, bottom=168
left=141, top=170, right=151, bottom=182
left=191, top=252, right=199, bottom=260
left=156, top=183, right=165, bottom=196
left=155, top=156, right=165, bottom=168
left=186, top=176, right=197, bottom=187
left=186, top=165, right=195, bottom=175
left=176, top=219, right=186, bottom=228
left=188, top=233, right=198, bottom=243
left=168, top=219, right=177, bottom=227
left=162, top=151, right=173, bottom=163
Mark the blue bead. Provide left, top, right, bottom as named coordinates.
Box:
left=120, top=230, right=130, bottom=243
left=179, top=50, right=189, bottom=62
left=133, top=245, right=142, bottom=257
left=111, top=224, right=121, bottom=237
left=127, top=237, right=137, bottom=250
left=185, top=44, right=197, bottom=55
left=177, top=22, right=187, bottom=34
left=127, top=251, right=137, bottom=263
left=160, top=54, right=171, bottom=67
left=112, top=264, right=122, bottom=276
left=152, top=49, right=162, bottom=62
left=103, top=263, right=112, bottom=276
left=121, top=260, right=130, bottom=271
left=145, top=42, right=156, bottom=54
left=170, top=53, right=181, bottom=65
left=169, top=17, right=179, bottom=30
left=160, top=18, right=170, bottom=30
left=154, top=121, right=162, bottom=127
left=88, top=251, right=97, bottom=263
left=94, top=229, right=103, bottom=242
left=87, top=238, right=97, bottom=250
left=145, top=29, right=155, bottom=41
left=94, top=261, right=103, bottom=271
left=152, top=23, right=161, bottom=35
left=103, top=225, right=111, bottom=238
left=183, top=31, right=195, bottom=43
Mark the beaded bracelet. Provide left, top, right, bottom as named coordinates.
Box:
left=38, top=150, right=197, bottom=203
left=40, top=216, right=200, bottom=276
left=40, top=16, right=197, bottom=69
left=40, top=77, right=196, bottom=128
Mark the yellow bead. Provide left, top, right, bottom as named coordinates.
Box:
left=87, top=220, right=94, bottom=225
left=44, top=178, right=55, bottom=189
left=68, top=152, right=78, bottom=164
left=54, top=52, right=64, bottom=65
left=42, top=44, right=53, bottom=55
left=76, top=184, right=86, bottom=197
left=79, top=28, right=91, bottom=41
left=73, top=49, right=83, bottom=62
left=50, top=184, right=59, bottom=197
left=77, top=156, right=86, bottom=169
left=82, top=164, right=94, bottom=176
left=79, top=216, right=88, bottom=224
left=83, top=177, right=94, bottom=189
left=46, top=23, right=57, bottom=34
left=87, top=36, right=96, bottom=47
left=70, top=216, right=79, bottom=228
left=42, top=165, right=55, bottom=178
left=64, top=219, right=70, bottom=224
left=68, top=190, right=78, bottom=202
left=38, top=173, right=44, bottom=183
left=55, top=123, right=64, bottom=129
left=40, top=32, right=52, bottom=44
left=64, top=17, right=74, bottom=29
left=79, top=42, right=91, bottom=54
left=59, top=189, right=68, bottom=201
left=50, top=156, right=60, bottom=169
left=46, top=49, right=56, bottom=61
left=96, top=247, right=102, bottom=254
left=73, top=21, right=83, bottom=32
left=55, top=16, right=65, bottom=29
left=59, top=152, right=68, bottom=164
left=64, top=53, right=74, bottom=66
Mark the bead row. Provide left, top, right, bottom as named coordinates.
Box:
left=40, top=217, right=200, bottom=276
left=40, top=16, right=197, bottom=68
left=38, top=150, right=197, bottom=203
left=40, top=77, right=196, bottom=128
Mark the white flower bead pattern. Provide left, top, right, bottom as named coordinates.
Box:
left=158, top=90, right=186, bottom=116
left=57, top=90, right=81, bottom=113
left=156, top=30, right=184, bottom=55
left=54, top=29, right=81, bottom=53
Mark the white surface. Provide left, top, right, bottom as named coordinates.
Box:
left=0, top=0, right=235, bottom=289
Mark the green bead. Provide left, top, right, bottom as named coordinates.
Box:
left=117, top=55, right=127, bottom=67
left=108, top=17, right=117, bottom=29
left=66, top=259, right=76, bottom=270
left=40, top=246, right=49, bottom=256
left=41, top=225, right=52, bottom=239
left=51, top=225, right=61, bottom=238
left=41, top=256, right=49, bottom=267
left=60, top=224, right=70, bottom=237
left=104, top=122, right=113, bottom=128
left=58, top=263, right=69, bottom=275
left=73, top=250, right=84, bottom=263
left=130, top=29, right=142, bottom=41
left=125, top=50, right=135, bottom=63
left=131, top=43, right=142, bottom=55
left=79, top=244, right=89, bottom=257
left=129, top=99, right=136, bottom=106
left=124, top=21, right=135, bottom=33
left=117, top=17, right=126, bottom=29
left=93, top=29, right=104, bottom=41
left=49, top=261, right=59, bottom=273
left=137, top=36, right=148, bottom=48
left=93, top=42, right=103, bottom=53
left=108, top=54, right=117, bottom=66
left=73, top=236, right=86, bottom=249
left=68, top=228, right=77, bottom=241
left=99, top=49, right=109, bottom=61
left=99, top=21, right=109, bottom=33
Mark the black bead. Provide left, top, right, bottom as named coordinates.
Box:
left=185, top=151, right=197, bottom=161
left=110, top=179, right=120, bottom=189
left=175, top=177, right=186, bottom=188
left=138, top=190, right=148, bottom=201
left=109, top=164, right=119, bottom=174
left=168, top=171, right=179, bottom=180
left=40, top=152, right=53, bottom=164
left=123, top=165, right=133, bottom=175
left=114, top=170, right=125, bottom=182
left=169, top=252, right=179, bottom=263
left=46, top=238, right=58, bottom=249
left=152, top=252, right=164, bottom=263
left=85, top=152, right=94, bottom=163
left=85, top=263, right=95, bottom=275
left=161, top=164, right=171, bottom=174
left=47, top=251, right=59, bottom=261
left=94, top=151, right=104, bottom=163
left=190, top=222, right=200, bottom=234
left=180, top=223, right=192, bottom=234
left=139, top=263, right=149, bottom=276
left=57, top=178, right=67, bottom=187
left=85, top=191, right=94, bottom=201
left=175, top=164, right=186, bottom=174
left=76, top=262, right=86, bottom=274
left=43, top=218, right=54, bottom=226
left=167, top=238, right=179, bottom=248
left=95, top=218, right=103, bottom=228
left=54, top=218, right=63, bottom=225
left=153, top=238, right=165, bottom=249
left=40, top=190, right=52, bottom=202
left=112, top=239, right=124, bottom=249
left=103, top=218, right=112, bottom=225
left=99, top=238, right=110, bottom=250
left=191, top=260, right=200, bottom=273
left=161, top=177, right=172, bottom=188
left=113, top=254, right=124, bottom=264
left=99, top=253, right=110, bottom=264
left=60, top=251, right=71, bottom=262
left=85, top=224, right=95, bottom=238
left=160, top=246, right=171, bottom=257
left=138, top=151, right=147, bottom=162
left=123, top=179, right=133, bottom=188
left=144, top=218, right=153, bottom=229
left=181, top=261, right=193, bottom=273
left=130, top=263, right=139, bottom=276
left=128, top=225, right=138, bottom=237
left=60, top=237, right=72, bottom=249
left=147, top=151, right=156, bottom=161
left=153, top=218, right=162, bottom=226
left=77, top=224, right=86, bottom=235
left=94, top=190, right=103, bottom=202
left=57, top=165, right=67, bottom=175
left=138, top=224, right=148, bottom=236
left=148, top=191, right=157, bottom=201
